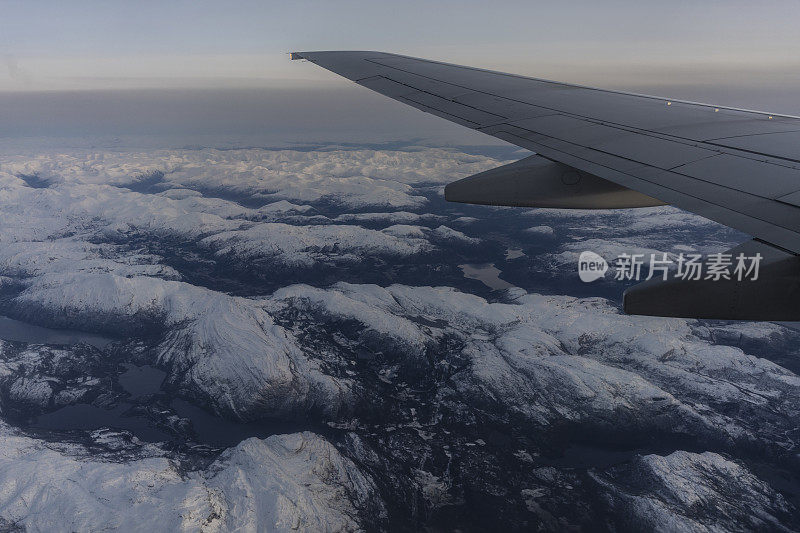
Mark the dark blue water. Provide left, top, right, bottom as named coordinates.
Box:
left=0, top=315, right=113, bottom=347
left=118, top=363, right=165, bottom=398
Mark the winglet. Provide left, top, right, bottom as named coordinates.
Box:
left=289, top=52, right=305, bottom=60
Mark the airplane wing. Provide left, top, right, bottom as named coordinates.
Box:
left=291, top=51, right=800, bottom=320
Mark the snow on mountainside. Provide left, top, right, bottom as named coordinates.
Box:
left=1, top=148, right=503, bottom=209
left=0, top=340, right=117, bottom=417
left=9, top=272, right=351, bottom=420
left=1, top=145, right=799, bottom=530
left=269, top=283, right=800, bottom=452
left=200, top=222, right=433, bottom=267
left=263, top=282, right=800, bottom=530
left=0, top=425, right=382, bottom=532
left=529, top=205, right=743, bottom=270
left=0, top=150, right=492, bottom=274
left=334, top=211, right=444, bottom=224
left=0, top=147, right=507, bottom=424
left=593, top=451, right=795, bottom=532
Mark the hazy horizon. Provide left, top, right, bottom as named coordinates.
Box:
left=1, top=78, right=798, bottom=153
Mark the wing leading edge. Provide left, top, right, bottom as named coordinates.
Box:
left=292, top=51, right=800, bottom=320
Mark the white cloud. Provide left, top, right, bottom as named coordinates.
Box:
left=0, top=148, right=495, bottom=269
left=1, top=148, right=503, bottom=209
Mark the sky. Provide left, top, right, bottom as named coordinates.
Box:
left=1, top=0, right=799, bottom=146
left=2, top=0, right=799, bottom=91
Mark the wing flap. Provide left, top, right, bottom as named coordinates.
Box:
left=657, top=118, right=800, bottom=141
left=708, top=130, right=800, bottom=162
left=672, top=155, right=800, bottom=198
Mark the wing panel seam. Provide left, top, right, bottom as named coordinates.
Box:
left=361, top=58, right=800, bottom=168
left=493, top=128, right=800, bottom=245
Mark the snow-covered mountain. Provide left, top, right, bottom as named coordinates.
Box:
left=0, top=424, right=384, bottom=532
left=0, top=145, right=797, bottom=531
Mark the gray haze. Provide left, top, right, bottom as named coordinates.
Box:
left=1, top=79, right=798, bottom=151
left=1, top=1, right=799, bottom=147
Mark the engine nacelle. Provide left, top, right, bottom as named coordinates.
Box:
left=624, top=239, right=800, bottom=321
left=445, top=154, right=665, bottom=209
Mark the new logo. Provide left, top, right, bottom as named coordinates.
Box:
left=578, top=251, right=608, bottom=282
